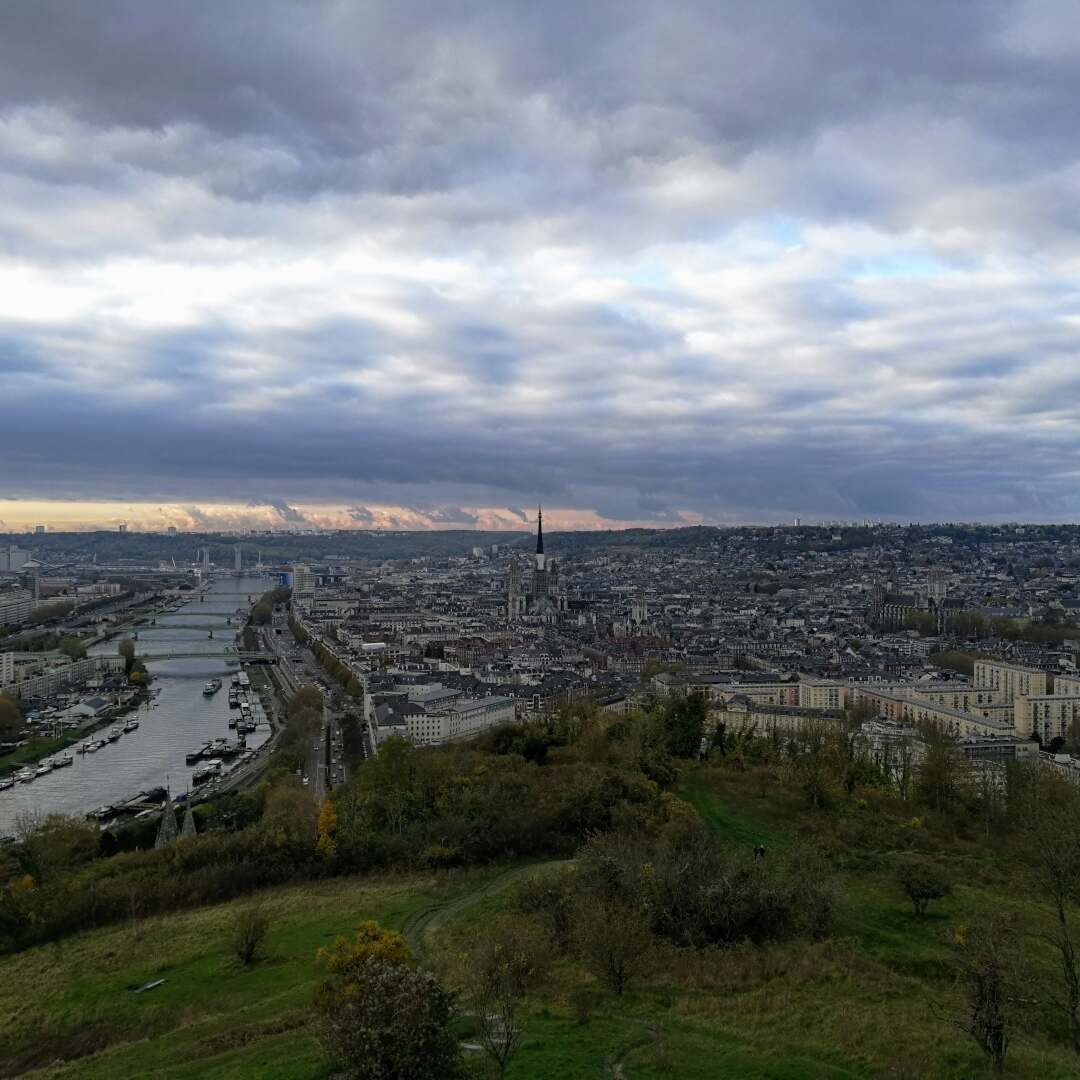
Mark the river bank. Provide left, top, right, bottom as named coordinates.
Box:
left=0, top=576, right=273, bottom=831
left=0, top=687, right=151, bottom=778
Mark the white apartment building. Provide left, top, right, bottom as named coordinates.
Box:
left=1, top=653, right=126, bottom=701
left=972, top=660, right=1049, bottom=703
left=0, top=546, right=30, bottom=572
left=798, top=678, right=848, bottom=710
left=1014, top=695, right=1080, bottom=742
left=1053, top=674, right=1080, bottom=698
left=0, top=589, right=33, bottom=628
left=406, top=696, right=514, bottom=746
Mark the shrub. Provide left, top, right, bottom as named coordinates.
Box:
left=896, top=856, right=951, bottom=917
left=230, top=901, right=271, bottom=967
left=319, top=920, right=413, bottom=973
left=513, top=865, right=577, bottom=952
left=573, top=894, right=654, bottom=995
left=315, top=956, right=460, bottom=1079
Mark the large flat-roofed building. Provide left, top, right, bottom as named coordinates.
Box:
left=0, top=589, right=33, bottom=629
left=1, top=652, right=126, bottom=702
left=972, top=660, right=1049, bottom=703
left=652, top=671, right=798, bottom=706
left=711, top=695, right=845, bottom=736
left=1052, top=674, right=1080, bottom=698
left=407, top=695, right=514, bottom=746
left=798, top=678, right=847, bottom=710
left=0, top=546, right=30, bottom=572
left=1014, top=695, right=1080, bottom=741
left=850, top=685, right=1015, bottom=739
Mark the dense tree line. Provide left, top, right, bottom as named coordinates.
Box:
left=0, top=692, right=706, bottom=950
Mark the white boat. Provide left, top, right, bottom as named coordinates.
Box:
left=123, top=719, right=140, bottom=732
left=107, top=728, right=122, bottom=742
left=35, top=763, right=52, bottom=777
left=203, top=679, right=222, bottom=696
left=54, top=754, right=74, bottom=768
left=16, top=767, right=35, bottom=784
left=0, top=776, right=14, bottom=791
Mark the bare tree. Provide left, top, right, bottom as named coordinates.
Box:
left=461, top=915, right=549, bottom=1078
left=1018, top=766, right=1080, bottom=1054
left=941, top=917, right=1027, bottom=1074
left=573, top=896, right=654, bottom=995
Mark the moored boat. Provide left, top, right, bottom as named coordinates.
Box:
left=192, top=760, right=222, bottom=785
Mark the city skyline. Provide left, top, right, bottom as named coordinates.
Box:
left=4, top=3, right=1080, bottom=528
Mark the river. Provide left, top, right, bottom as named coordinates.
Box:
left=0, top=575, right=273, bottom=832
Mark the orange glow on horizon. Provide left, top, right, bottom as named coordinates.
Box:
left=0, top=500, right=702, bottom=534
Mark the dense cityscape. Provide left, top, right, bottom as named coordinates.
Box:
left=9, top=518, right=1080, bottom=798
left=7, top=1, right=1080, bottom=1077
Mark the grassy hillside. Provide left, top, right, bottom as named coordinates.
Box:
left=0, top=872, right=451, bottom=1078
left=4, top=762, right=1079, bottom=1078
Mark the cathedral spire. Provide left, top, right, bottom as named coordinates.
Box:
left=536, top=505, right=544, bottom=556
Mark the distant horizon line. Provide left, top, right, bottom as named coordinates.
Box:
left=1, top=520, right=1076, bottom=538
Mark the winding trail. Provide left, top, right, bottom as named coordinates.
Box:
left=402, top=860, right=569, bottom=955
left=401, top=858, right=669, bottom=1078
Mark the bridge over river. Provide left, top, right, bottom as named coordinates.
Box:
left=136, top=651, right=277, bottom=663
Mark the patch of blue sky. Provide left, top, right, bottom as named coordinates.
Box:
left=851, top=253, right=948, bottom=279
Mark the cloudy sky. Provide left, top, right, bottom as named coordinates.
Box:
left=2, top=1, right=1080, bottom=532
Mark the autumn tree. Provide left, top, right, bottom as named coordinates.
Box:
left=288, top=685, right=323, bottom=718
left=315, top=922, right=460, bottom=1079
left=318, top=920, right=413, bottom=973
left=261, top=786, right=317, bottom=853
left=316, top=799, right=338, bottom=859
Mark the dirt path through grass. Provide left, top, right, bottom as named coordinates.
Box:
left=401, top=860, right=568, bottom=955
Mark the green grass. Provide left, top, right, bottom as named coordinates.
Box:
left=677, top=767, right=791, bottom=850
left=6, top=765, right=1080, bottom=1078
left=0, top=873, right=447, bottom=1078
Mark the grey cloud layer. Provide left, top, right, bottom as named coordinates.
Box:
left=1, top=1, right=1080, bottom=522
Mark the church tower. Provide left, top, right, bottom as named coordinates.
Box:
left=532, top=506, right=549, bottom=604
left=535, top=506, right=546, bottom=571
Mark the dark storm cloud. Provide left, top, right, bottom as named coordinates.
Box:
left=2, top=2, right=1080, bottom=523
